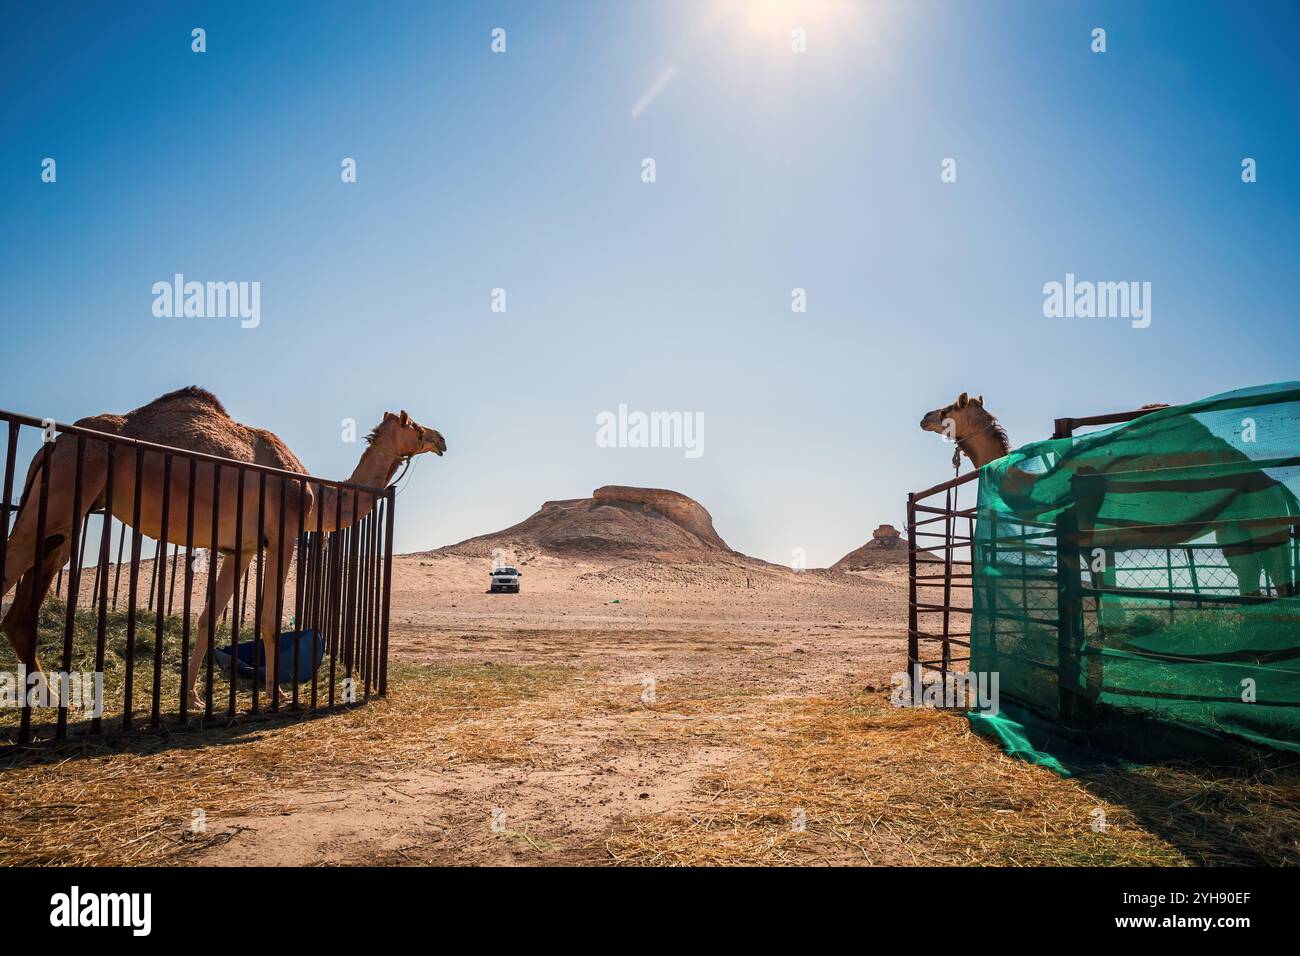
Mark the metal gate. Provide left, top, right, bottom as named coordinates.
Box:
left=905, top=406, right=1160, bottom=687
left=0, top=408, right=395, bottom=746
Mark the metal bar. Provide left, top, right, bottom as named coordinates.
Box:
left=292, top=476, right=307, bottom=710
left=230, top=467, right=246, bottom=717
left=272, top=474, right=287, bottom=713
left=0, top=426, right=19, bottom=731
left=122, top=445, right=145, bottom=731
left=91, top=443, right=114, bottom=735
left=20, top=442, right=53, bottom=745
left=179, top=457, right=196, bottom=722
left=912, top=469, right=981, bottom=501
left=328, top=488, right=342, bottom=706
left=311, top=484, right=325, bottom=710
left=204, top=463, right=221, bottom=720
left=149, top=453, right=171, bottom=728
left=356, top=510, right=370, bottom=696
left=380, top=487, right=394, bottom=697
left=912, top=505, right=978, bottom=522
left=344, top=489, right=360, bottom=690
left=251, top=471, right=265, bottom=714
left=1080, top=584, right=1277, bottom=606
left=1053, top=407, right=1160, bottom=438
left=906, top=494, right=919, bottom=675
left=366, top=502, right=379, bottom=695
left=56, top=435, right=86, bottom=740
left=368, top=499, right=381, bottom=696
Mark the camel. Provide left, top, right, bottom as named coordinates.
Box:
left=1, top=386, right=446, bottom=709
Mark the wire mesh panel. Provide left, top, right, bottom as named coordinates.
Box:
left=0, top=409, right=395, bottom=746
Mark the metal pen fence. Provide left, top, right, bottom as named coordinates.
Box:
left=905, top=407, right=1161, bottom=688
left=0, top=409, right=395, bottom=746
left=907, top=405, right=1300, bottom=727
left=906, top=469, right=978, bottom=684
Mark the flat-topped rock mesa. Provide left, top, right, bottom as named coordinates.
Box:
left=832, top=523, right=910, bottom=569
left=434, top=485, right=735, bottom=562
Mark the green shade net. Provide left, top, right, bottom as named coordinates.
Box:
left=970, top=381, right=1300, bottom=759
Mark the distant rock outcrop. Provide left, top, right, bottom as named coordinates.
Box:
left=434, top=486, right=734, bottom=562
left=832, top=524, right=910, bottom=570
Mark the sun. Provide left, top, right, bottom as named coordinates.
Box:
left=733, top=0, right=862, bottom=39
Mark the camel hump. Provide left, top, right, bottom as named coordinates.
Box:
left=144, top=386, right=230, bottom=416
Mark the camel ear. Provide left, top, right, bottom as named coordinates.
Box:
left=976, top=395, right=984, bottom=406
left=957, top=392, right=969, bottom=408
left=399, top=410, right=411, bottom=426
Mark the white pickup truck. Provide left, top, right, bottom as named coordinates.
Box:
left=489, top=566, right=521, bottom=594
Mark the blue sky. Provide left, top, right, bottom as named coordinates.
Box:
left=2, top=1, right=1298, bottom=565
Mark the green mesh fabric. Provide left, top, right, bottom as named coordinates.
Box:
left=971, top=382, right=1300, bottom=756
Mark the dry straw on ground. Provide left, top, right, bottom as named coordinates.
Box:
left=603, top=692, right=1300, bottom=867
left=0, top=662, right=577, bottom=866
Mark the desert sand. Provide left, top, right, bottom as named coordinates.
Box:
left=194, top=547, right=913, bottom=865
left=190, top=487, right=919, bottom=865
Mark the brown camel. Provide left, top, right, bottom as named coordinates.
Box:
left=1, top=386, right=446, bottom=707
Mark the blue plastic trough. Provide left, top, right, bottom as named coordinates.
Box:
left=211, top=629, right=325, bottom=686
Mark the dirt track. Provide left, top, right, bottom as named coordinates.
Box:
left=197, top=554, right=909, bottom=865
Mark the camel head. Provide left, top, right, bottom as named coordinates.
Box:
left=920, top=391, right=984, bottom=439
left=920, top=392, right=1009, bottom=468
left=369, top=410, right=447, bottom=461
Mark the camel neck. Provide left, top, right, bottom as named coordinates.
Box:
left=312, top=444, right=400, bottom=533
left=959, top=420, right=1009, bottom=469
left=348, top=443, right=403, bottom=489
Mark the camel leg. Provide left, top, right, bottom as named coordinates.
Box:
left=2, top=439, right=108, bottom=699
left=186, top=547, right=254, bottom=708
left=257, top=543, right=291, bottom=702
left=1257, top=534, right=1294, bottom=598
left=1, top=539, right=71, bottom=706
left=1219, top=524, right=1265, bottom=598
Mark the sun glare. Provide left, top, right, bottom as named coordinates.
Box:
left=734, top=0, right=862, bottom=40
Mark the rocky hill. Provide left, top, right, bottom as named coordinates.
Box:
left=434, top=486, right=735, bottom=563
left=832, top=524, right=911, bottom=569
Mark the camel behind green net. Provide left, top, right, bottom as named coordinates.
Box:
left=970, top=381, right=1300, bottom=761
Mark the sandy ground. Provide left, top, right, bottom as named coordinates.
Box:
left=195, top=553, right=912, bottom=865
left=6, top=551, right=1293, bottom=867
